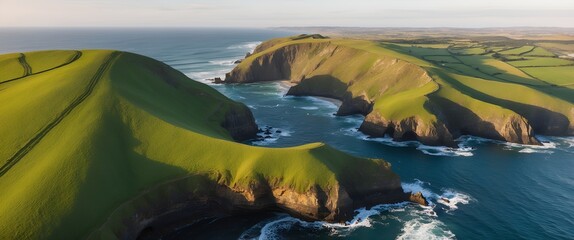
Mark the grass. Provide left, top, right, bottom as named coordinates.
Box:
left=25, top=50, right=81, bottom=74
left=449, top=47, right=486, bottom=55
left=454, top=55, right=545, bottom=85
left=424, top=55, right=460, bottom=63
left=498, top=46, right=534, bottom=55
left=521, top=66, right=574, bottom=86
left=508, top=57, right=574, bottom=67
left=536, top=42, right=574, bottom=55
left=234, top=36, right=574, bottom=142
left=523, top=47, right=556, bottom=57
left=0, top=50, right=398, bottom=239
left=0, top=53, right=25, bottom=82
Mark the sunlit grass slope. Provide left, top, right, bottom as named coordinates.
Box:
left=231, top=35, right=574, bottom=145
left=0, top=50, right=397, bottom=239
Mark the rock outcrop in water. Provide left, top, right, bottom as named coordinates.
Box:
left=225, top=36, right=574, bottom=146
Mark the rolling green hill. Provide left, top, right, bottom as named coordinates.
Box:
left=0, top=50, right=409, bottom=239
left=226, top=35, right=574, bottom=146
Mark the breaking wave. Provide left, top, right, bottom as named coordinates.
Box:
left=227, top=41, right=262, bottom=52
left=240, top=180, right=471, bottom=240
left=342, top=128, right=475, bottom=157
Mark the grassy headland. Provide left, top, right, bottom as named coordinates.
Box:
left=226, top=34, right=574, bottom=146
left=0, top=50, right=409, bottom=239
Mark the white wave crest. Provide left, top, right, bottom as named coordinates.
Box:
left=298, top=106, right=319, bottom=110
left=251, top=127, right=292, bottom=146
left=359, top=135, right=475, bottom=157
left=227, top=41, right=262, bottom=52
left=402, top=179, right=473, bottom=211
left=241, top=180, right=470, bottom=239
left=396, top=217, right=455, bottom=240
left=417, top=145, right=475, bottom=157
left=457, top=135, right=561, bottom=155
left=437, top=189, right=472, bottom=212
left=186, top=69, right=229, bottom=81
left=208, top=59, right=238, bottom=66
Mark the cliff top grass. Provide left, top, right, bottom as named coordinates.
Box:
left=0, top=50, right=398, bottom=239
left=232, top=36, right=574, bottom=141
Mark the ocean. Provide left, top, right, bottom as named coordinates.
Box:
left=1, top=28, right=573, bottom=240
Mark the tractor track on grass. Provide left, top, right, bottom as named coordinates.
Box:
left=18, top=53, right=32, bottom=76
left=0, top=51, right=82, bottom=85
left=0, top=51, right=120, bottom=178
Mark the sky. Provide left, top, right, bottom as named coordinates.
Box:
left=1, top=0, right=573, bottom=28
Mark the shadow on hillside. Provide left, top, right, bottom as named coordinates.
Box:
left=430, top=97, right=505, bottom=140
left=436, top=71, right=572, bottom=135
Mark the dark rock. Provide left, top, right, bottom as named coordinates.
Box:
left=234, top=59, right=242, bottom=64
left=276, top=130, right=282, bottom=133
left=221, top=104, right=258, bottom=141
left=337, top=93, right=373, bottom=116
left=213, top=77, right=223, bottom=84
left=264, top=130, right=272, bottom=135
left=409, top=192, right=429, bottom=206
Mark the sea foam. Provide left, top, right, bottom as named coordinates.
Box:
left=227, top=41, right=262, bottom=51
left=240, top=179, right=470, bottom=240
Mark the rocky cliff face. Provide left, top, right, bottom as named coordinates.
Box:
left=94, top=173, right=425, bottom=240
left=359, top=112, right=457, bottom=147
left=221, top=103, right=258, bottom=141
left=223, top=38, right=573, bottom=146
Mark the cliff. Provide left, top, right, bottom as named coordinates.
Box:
left=0, top=50, right=421, bottom=240
left=225, top=36, right=574, bottom=146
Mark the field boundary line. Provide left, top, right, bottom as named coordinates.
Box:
left=0, top=51, right=120, bottom=178
left=0, top=51, right=83, bottom=85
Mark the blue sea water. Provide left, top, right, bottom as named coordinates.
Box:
left=1, top=28, right=573, bottom=240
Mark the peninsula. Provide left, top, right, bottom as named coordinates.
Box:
left=0, top=50, right=424, bottom=239
left=225, top=34, right=574, bottom=146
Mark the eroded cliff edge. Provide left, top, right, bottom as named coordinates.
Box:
left=93, top=161, right=425, bottom=240
left=225, top=35, right=574, bottom=146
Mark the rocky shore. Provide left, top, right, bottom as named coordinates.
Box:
left=95, top=174, right=427, bottom=240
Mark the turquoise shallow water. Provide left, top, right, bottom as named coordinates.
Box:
left=1, top=28, right=573, bottom=240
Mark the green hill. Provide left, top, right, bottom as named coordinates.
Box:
left=0, top=50, right=410, bottom=239
left=226, top=35, right=574, bottom=146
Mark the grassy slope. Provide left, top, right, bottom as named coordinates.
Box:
left=235, top=36, right=574, bottom=137
left=0, top=53, right=26, bottom=82
left=0, top=50, right=397, bottom=239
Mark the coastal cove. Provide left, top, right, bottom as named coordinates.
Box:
left=1, top=28, right=573, bottom=239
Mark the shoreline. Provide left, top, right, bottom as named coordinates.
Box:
left=279, top=80, right=343, bottom=107
left=88, top=173, right=426, bottom=239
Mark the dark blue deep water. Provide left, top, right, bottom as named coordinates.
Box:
left=1, top=28, right=573, bottom=240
